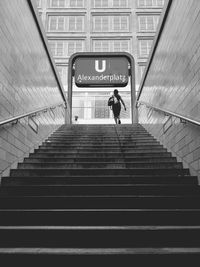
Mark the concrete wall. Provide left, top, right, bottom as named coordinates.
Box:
left=0, top=0, right=68, bottom=178
left=138, top=0, right=200, bottom=181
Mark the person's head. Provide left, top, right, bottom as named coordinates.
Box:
left=114, top=89, right=118, bottom=96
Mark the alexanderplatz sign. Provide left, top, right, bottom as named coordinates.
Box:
left=67, top=52, right=137, bottom=123
left=75, top=57, right=129, bottom=87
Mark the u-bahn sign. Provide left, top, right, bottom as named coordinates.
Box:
left=75, top=57, right=129, bottom=87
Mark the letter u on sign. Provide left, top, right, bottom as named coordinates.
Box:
left=95, top=60, right=106, bottom=73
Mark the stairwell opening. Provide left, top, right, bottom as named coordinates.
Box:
left=67, top=52, right=138, bottom=125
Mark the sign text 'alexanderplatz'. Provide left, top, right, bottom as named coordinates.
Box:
left=75, top=57, right=129, bottom=87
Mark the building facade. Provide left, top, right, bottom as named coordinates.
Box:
left=36, top=0, right=165, bottom=123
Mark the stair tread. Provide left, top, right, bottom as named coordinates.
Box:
left=0, top=247, right=200, bottom=255
left=1, top=226, right=200, bottom=230
left=0, top=123, right=199, bottom=257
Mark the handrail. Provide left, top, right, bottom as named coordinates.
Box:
left=137, top=101, right=200, bottom=127
left=0, top=103, right=65, bottom=127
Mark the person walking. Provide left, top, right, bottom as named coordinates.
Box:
left=108, top=89, right=126, bottom=124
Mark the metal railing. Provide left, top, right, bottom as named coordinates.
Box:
left=137, top=101, right=200, bottom=127
left=0, top=103, right=65, bottom=127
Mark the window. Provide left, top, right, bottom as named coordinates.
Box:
left=57, top=66, right=68, bottom=86
left=92, top=15, right=129, bottom=32
left=93, top=40, right=130, bottom=52
left=93, top=40, right=110, bottom=52
left=138, top=15, right=160, bottom=31
left=138, top=65, right=146, bottom=79
left=49, top=40, right=84, bottom=57
left=92, top=0, right=109, bottom=8
left=139, top=39, right=153, bottom=57
left=49, top=0, right=84, bottom=7
left=113, top=40, right=129, bottom=52
left=49, top=16, right=65, bottom=31
left=69, top=0, right=84, bottom=7
left=93, top=16, right=109, bottom=32
left=50, top=0, right=66, bottom=7
left=49, top=41, right=64, bottom=56
left=112, top=0, right=128, bottom=7
left=68, top=41, right=84, bottom=56
left=36, top=0, right=41, bottom=7
left=95, top=100, right=110, bottom=119
left=69, top=16, right=84, bottom=31
left=48, top=16, right=84, bottom=32
left=138, top=0, right=164, bottom=7
left=112, top=16, right=128, bottom=31
left=92, top=0, right=128, bottom=8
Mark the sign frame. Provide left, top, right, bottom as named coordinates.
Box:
left=68, top=52, right=137, bottom=124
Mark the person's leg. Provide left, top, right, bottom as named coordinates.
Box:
left=118, top=114, right=121, bottom=124
left=114, top=116, right=118, bottom=124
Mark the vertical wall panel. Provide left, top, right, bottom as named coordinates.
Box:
left=0, top=0, right=67, bottom=178
left=138, top=0, right=200, bottom=180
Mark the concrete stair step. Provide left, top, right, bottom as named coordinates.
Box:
left=10, top=168, right=190, bottom=177
left=24, top=157, right=177, bottom=163
left=47, top=137, right=156, bottom=141
left=1, top=185, right=200, bottom=197
left=2, top=175, right=197, bottom=186
left=49, top=136, right=153, bottom=140
left=17, top=162, right=183, bottom=169
left=0, top=196, right=200, bottom=209
left=46, top=136, right=156, bottom=140
left=39, top=143, right=162, bottom=148
left=1, top=209, right=200, bottom=226
left=1, top=226, right=200, bottom=248
left=35, top=148, right=168, bottom=153
left=44, top=142, right=157, bottom=147
left=1, top=248, right=200, bottom=266
left=31, top=151, right=172, bottom=158
left=0, top=123, right=198, bottom=262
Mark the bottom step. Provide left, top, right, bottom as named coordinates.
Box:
left=0, top=248, right=200, bottom=266
left=1, top=247, right=200, bottom=254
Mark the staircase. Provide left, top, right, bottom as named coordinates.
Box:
left=0, top=124, right=200, bottom=264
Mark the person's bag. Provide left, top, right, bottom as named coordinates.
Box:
left=108, top=97, right=114, bottom=106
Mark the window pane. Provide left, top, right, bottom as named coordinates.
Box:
left=138, top=65, right=146, bottom=79
left=57, top=17, right=65, bottom=30
left=138, top=0, right=164, bottom=6
left=68, top=16, right=84, bottom=31
left=76, top=17, right=84, bottom=31
left=102, top=17, right=109, bottom=31
left=93, top=16, right=109, bottom=32
left=121, top=16, right=128, bottom=30
left=68, top=41, right=84, bottom=56
left=36, top=0, right=41, bottom=7
left=49, top=41, right=56, bottom=56
left=57, top=66, right=68, bottom=86
left=112, top=16, right=128, bottom=31
left=49, top=17, right=57, bottom=31
left=70, top=0, right=84, bottom=7
left=138, top=16, right=159, bottom=31
left=50, top=0, right=65, bottom=7
left=57, top=42, right=64, bottom=56
left=139, top=39, right=153, bottom=56
left=93, top=0, right=109, bottom=8
left=112, top=0, right=128, bottom=7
